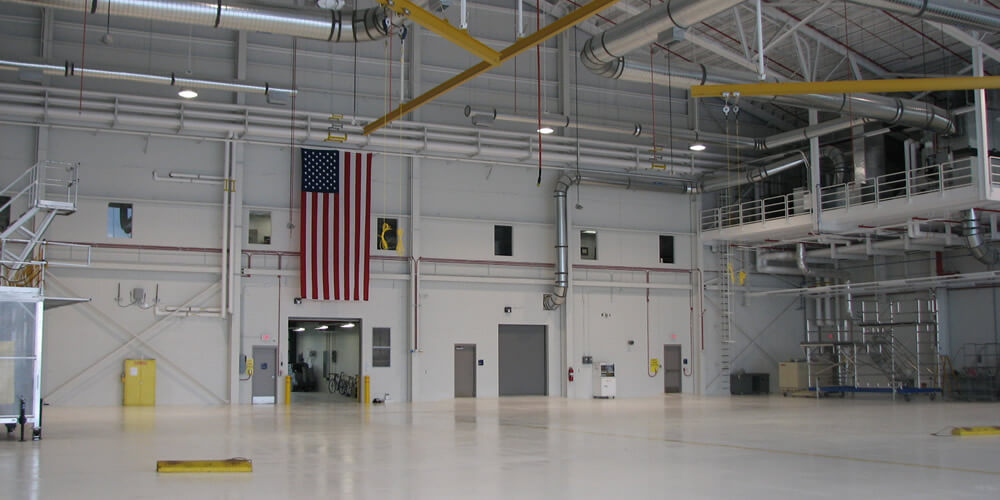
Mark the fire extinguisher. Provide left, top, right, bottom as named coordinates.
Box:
left=568, top=367, right=575, bottom=382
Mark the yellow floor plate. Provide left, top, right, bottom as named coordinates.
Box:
left=952, top=426, right=1000, bottom=436
left=156, top=458, right=252, bottom=473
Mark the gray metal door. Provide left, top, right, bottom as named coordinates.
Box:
left=252, top=345, right=277, bottom=403
left=454, top=344, right=476, bottom=397
left=498, top=325, right=547, bottom=396
left=663, top=344, right=682, bottom=393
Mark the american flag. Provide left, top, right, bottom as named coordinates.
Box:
left=300, top=149, right=373, bottom=301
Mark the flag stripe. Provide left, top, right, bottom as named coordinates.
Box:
left=353, top=153, right=362, bottom=300
left=310, top=192, right=319, bottom=300
left=343, top=152, right=352, bottom=300
left=363, top=154, right=372, bottom=301
left=321, top=192, right=330, bottom=300
left=299, top=191, right=307, bottom=299
left=333, top=182, right=341, bottom=300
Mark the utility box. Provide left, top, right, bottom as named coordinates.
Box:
left=123, top=359, right=156, bottom=406
left=592, top=362, right=616, bottom=399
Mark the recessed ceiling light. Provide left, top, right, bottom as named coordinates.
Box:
left=177, top=88, right=198, bottom=99
left=582, top=230, right=597, bottom=234
left=315, top=325, right=329, bottom=330
left=537, top=127, right=555, bottom=134
left=292, top=327, right=305, bottom=332
left=689, top=143, right=707, bottom=152
left=340, top=322, right=356, bottom=328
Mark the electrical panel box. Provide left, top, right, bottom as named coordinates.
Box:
left=592, top=362, right=616, bottom=399
left=123, top=359, right=156, bottom=406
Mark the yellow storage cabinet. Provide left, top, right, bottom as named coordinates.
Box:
left=123, top=359, right=156, bottom=406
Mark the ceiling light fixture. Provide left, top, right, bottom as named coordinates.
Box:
left=315, top=325, right=329, bottom=330
left=340, top=322, right=356, bottom=328
left=688, top=143, right=707, bottom=152
left=537, top=127, right=555, bottom=135
left=177, top=88, right=198, bottom=99
left=292, top=327, right=305, bottom=332
left=582, top=230, right=597, bottom=234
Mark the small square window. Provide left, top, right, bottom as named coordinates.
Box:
left=494, top=225, right=513, bottom=256
left=659, top=235, right=675, bottom=264
left=248, top=211, right=272, bottom=245
left=107, top=203, right=132, bottom=239
left=377, top=217, right=398, bottom=250
left=580, top=230, right=598, bottom=260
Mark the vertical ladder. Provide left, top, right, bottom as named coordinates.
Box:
left=718, top=244, right=734, bottom=394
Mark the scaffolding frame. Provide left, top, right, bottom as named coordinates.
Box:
left=803, top=289, right=942, bottom=400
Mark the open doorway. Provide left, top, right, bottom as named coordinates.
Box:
left=287, top=318, right=361, bottom=403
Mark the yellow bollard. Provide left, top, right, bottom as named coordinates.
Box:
left=364, top=375, right=370, bottom=406
left=284, top=375, right=291, bottom=406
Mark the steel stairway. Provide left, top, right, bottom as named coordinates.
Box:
left=0, top=161, right=79, bottom=279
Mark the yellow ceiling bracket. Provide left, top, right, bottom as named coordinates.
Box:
left=377, top=0, right=500, bottom=65
left=691, top=76, right=1000, bottom=98
left=363, top=0, right=623, bottom=136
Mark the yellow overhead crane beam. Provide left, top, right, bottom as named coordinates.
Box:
left=375, top=0, right=500, bottom=66
left=363, top=0, right=623, bottom=136
left=690, top=76, right=1000, bottom=98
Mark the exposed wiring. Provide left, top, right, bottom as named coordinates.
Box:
left=535, top=0, right=542, bottom=186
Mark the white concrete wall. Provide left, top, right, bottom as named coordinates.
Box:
left=0, top=3, right=811, bottom=408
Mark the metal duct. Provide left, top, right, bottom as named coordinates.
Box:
left=693, top=152, right=808, bottom=193
left=611, top=60, right=955, bottom=134
left=845, top=0, right=1000, bottom=32
left=5, top=0, right=390, bottom=42
left=821, top=146, right=849, bottom=185
left=0, top=58, right=295, bottom=96
left=963, top=208, right=1000, bottom=265
left=757, top=118, right=874, bottom=151
left=543, top=175, right=577, bottom=311
left=580, top=0, right=744, bottom=76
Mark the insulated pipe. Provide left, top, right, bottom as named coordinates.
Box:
left=0, top=58, right=296, bottom=96
left=757, top=117, right=874, bottom=151
left=543, top=174, right=577, bottom=311
left=821, top=146, right=848, bottom=185
left=692, top=152, right=808, bottom=193
left=845, top=0, right=1000, bottom=32
left=0, top=100, right=707, bottom=176
left=963, top=208, right=1000, bottom=265
left=580, top=0, right=744, bottom=72
left=5, top=0, right=391, bottom=42
left=611, top=60, right=956, bottom=134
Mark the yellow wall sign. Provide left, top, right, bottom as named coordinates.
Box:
left=650, top=358, right=660, bottom=374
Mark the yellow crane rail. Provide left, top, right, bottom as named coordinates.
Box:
left=376, top=0, right=500, bottom=65
left=363, top=0, right=623, bottom=136
left=691, top=76, right=1000, bottom=98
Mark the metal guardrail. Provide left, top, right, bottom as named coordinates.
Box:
left=820, top=157, right=975, bottom=211
left=700, top=191, right=811, bottom=231
left=700, top=157, right=993, bottom=233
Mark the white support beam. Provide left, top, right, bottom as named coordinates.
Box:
left=682, top=31, right=761, bottom=73
left=732, top=6, right=752, bottom=62
left=763, top=6, right=888, bottom=78
left=935, top=23, right=1000, bottom=67
left=757, top=0, right=833, bottom=60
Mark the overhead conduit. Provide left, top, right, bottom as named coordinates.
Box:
left=964, top=208, right=1000, bottom=265
left=1, top=58, right=295, bottom=97
left=690, top=151, right=808, bottom=193
left=845, top=0, right=1000, bottom=32
left=579, top=0, right=956, bottom=134
left=5, top=0, right=391, bottom=42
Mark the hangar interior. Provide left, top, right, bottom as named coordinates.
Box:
left=2, top=0, right=1000, bottom=496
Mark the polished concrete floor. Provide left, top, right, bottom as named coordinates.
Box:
left=3, top=395, right=1000, bottom=499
